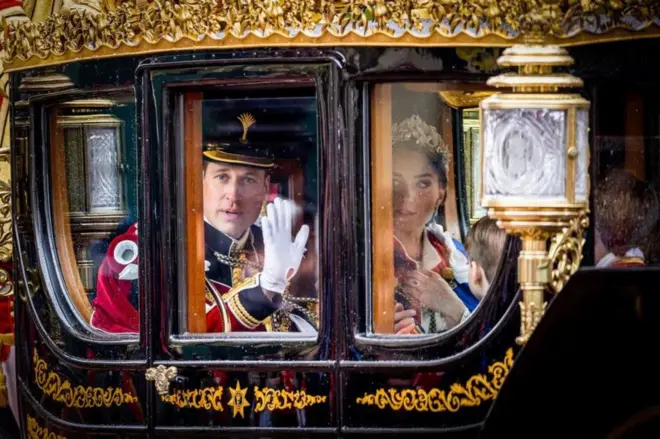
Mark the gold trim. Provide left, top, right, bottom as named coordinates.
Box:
left=161, top=386, right=224, bottom=410
left=355, top=348, right=514, bottom=412
left=439, top=91, right=496, bottom=109
left=33, top=349, right=139, bottom=407
left=2, top=0, right=660, bottom=71
left=58, top=99, right=115, bottom=109
left=27, top=415, right=67, bottom=439
left=227, top=293, right=261, bottom=329
left=227, top=381, right=250, bottom=418
left=253, top=387, right=327, bottom=412
left=203, top=150, right=275, bottom=168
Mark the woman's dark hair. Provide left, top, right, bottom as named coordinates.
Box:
left=393, top=138, right=449, bottom=188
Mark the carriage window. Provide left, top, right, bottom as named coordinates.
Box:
left=370, top=83, right=500, bottom=335
left=50, top=96, right=139, bottom=333
left=177, top=87, right=319, bottom=335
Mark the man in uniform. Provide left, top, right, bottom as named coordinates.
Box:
left=91, top=112, right=318, bottom=334
left=202, top=112, right=317, bottom=333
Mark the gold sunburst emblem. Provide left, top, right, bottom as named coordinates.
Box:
left=237, top=113, right=256, bottom=144
left=227, top=381, right=250, bottom=418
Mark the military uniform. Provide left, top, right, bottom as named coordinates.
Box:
left=203, top=221, right=318, bottom=333
left=201, top=112, right=318, bottom=334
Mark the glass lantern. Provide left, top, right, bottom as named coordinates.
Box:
left=480, top=45, right=590, bottom=345
left=56, top=99, right=126, bottom=293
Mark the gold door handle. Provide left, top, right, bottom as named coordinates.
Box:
left=145, top=365, right=178, bottom=396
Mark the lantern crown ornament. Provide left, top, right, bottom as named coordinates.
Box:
left=479, top=44, right=590, bottom=345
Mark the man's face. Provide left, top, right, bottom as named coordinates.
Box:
left=203, top=161, right=269, bottom=240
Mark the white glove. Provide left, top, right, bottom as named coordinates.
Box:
left=260, top=197, right=310, bottom=294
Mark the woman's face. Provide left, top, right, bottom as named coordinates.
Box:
left=392, top=149, right=446, bottom=235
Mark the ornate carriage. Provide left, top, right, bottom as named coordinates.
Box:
left=0, top=0, right=659, bottom=438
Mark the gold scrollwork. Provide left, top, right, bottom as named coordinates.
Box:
left=356, top=348, right=514, bottom=412
left=547, top=211, right=589, bottom=294
left=160, top=386, right=224, bottom=411
left=2, top=0, right=660, bottom=70
left=253, top=387, right=327, bottom=412
left=27, top=415, right=67, bottom=439
left=0, top=146, right=11, bottom=263
left=33, top=349, right=139, bottom=408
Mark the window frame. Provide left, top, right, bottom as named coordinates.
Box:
left=350, top=79, right=521, bottom=354
left=27, top=86, right=142, bottom=351
left=136, top=56, right=342, bottom=359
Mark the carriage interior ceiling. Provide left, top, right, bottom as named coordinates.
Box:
left=0, top=0, right=659, bottom=438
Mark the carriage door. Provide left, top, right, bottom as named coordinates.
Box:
left=137, top=53, right=342, bottom=437
left=13, top=63, right=148, bottom=439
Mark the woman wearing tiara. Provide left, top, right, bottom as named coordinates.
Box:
left=390, top=114, right=479, bottom=335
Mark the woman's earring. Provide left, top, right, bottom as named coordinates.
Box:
left=260, top=200, right=268, bottom=217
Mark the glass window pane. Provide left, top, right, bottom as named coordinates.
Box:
left=370, top=83, right=505, bottom=336
left=179, top=87, right=320, bottom=335
left=51, top=97, right=139, bottom=334
left=592, top=136, right=660, bottom=268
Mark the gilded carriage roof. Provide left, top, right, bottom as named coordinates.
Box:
left=1, top=0, right=660, bottom=71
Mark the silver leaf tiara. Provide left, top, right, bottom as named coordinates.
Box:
left=391, top=114, right=449, bottom=160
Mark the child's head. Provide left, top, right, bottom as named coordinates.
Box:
left=465, top=216, right=506, bottom=300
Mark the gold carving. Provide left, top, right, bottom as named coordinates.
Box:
left=161, top=386, right=224, bottom=411
left=33, top=349, right=139, bottom=408
left=145, top=365, right=177, bottom=396
left=515, top=300, right=547, bottom=345
left=2, top=0, right=660, bottom=70
left=0, top=146, right=12, bottom=262
left=356, top=348, right=514, bottom=412
left=27, top=415, right=67, bottom=439
left=547, top=211, right=589, bottom=294
left=227, top=381, right=250, bottom=418
left=0, top=370, right=7, bottom=407
left=253, top=387, right=327, bottom=412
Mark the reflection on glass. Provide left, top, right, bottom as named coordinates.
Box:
left=371, top=83, right=494, bottom=336
left=390, top=114, right=476, bottom=334
left=51, top=97, right=139, bottom=333
left=465, top=216, right=506, bottom=301
left=591, top=136, right=660, bottom=268
left=182, top=90, right=319, bottom=334
left=461, top=109, right=487, bottom=225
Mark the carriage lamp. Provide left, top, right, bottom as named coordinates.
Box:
left=56, top=99, right=125, bottom=293
left=479, top=45, right=590, bottom=345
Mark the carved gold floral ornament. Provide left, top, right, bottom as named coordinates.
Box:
left=1, top=0, right=660, bottom=69
left=33, top=349, right=139, bottom=408
left=356, top=348, right=514, bottom=412
left=159, top=383, right=327, bottom=416
left=27, top=415, right=67, bottom=439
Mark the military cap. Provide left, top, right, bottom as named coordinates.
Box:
left=202, top=112, right=275, bottom=169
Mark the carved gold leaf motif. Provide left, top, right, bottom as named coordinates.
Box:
left=2, top=0, right=660, bottom=68
left=355, top=348, right=514, bottom=412
left=253, top=387, right=327, bottom=412
left=27, top=416, right=67, bottom=439
left=547, top=211, right=589, bottom=294
left=33, top=349, right=139, bottom=408
left=160, top=386, right=224, bottom=410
